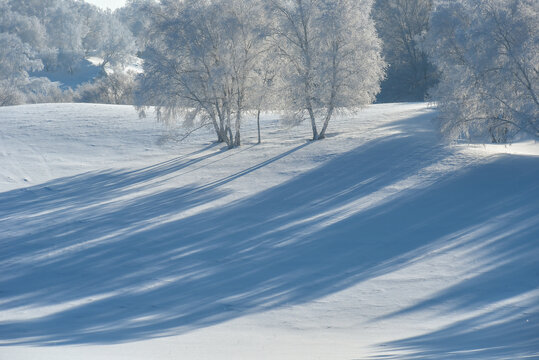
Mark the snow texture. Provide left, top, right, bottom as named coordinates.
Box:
left=0, top=103, right=538, bottom=359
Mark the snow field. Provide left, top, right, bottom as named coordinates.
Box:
left=0, top=103, right=537, bottom=359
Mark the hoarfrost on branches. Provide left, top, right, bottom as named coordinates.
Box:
left=425, top=0, right=538, bottom=142
left=270, top=0, right=386, bottom=140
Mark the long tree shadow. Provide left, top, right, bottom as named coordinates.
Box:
left=0, top=117, right=537, bottom=351
left=369, top=191, right=539, bottom=356
left=369, top=302, right=539, bottom=359
left=0, top=144, right=227, bottom=272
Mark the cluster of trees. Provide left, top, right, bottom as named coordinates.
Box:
left=372, top=0, right=537, bottom=141
left=372, top=0, right=438, bottom=102
left=0, top=0, right=136, bottom=106
left=137, top=0, right=536, bottom=144
left=1, top=0, right=536, bottom=143
left=425, top=0, right=538, bottom=142
left=136, top=0, right=385, bottom=147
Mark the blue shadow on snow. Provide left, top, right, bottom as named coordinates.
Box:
left=0, top=115, right=537, bottom=358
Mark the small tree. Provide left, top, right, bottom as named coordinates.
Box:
left=250, top=49, right=280, bottom=144
left=269, top=0, right=385, bottom=140
left=42, top=2, right=87, bottom=73
left=425, top=0, right=538, bottom=142
left=137, top=0, right=267, bottom=148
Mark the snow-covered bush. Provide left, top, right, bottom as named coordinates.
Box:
left=270, top=0, right=386, bottom=140
left=425, top=0, right=538, bottom=142
left=0, top=83, right=26, bottom=107
left=25, top=77, right=73, bottom=104
left=75, top=71, right=136, bottom=105
left=0, top=77, right=71, bottom=106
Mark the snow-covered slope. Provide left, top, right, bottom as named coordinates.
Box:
left=30, top=59, right=103, bottom=90
left=0, top=103, right=537, bottom=359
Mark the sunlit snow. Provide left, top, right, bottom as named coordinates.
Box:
left=1, top=103, right=537, bottom=359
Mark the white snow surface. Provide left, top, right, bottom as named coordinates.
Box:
left=84, top=0, right=126, bottom=10
left=0, top=103, right=538, bottom=359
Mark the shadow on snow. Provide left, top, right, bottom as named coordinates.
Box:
left=0, top=114, right=537, bottom=358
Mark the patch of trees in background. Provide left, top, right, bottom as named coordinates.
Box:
left=0, top=0, right=537, bottom=143
left=372, top=0, right=438, bottom=103
left=0, top=0, right=136, bottom=106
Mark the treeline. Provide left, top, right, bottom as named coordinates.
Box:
left=0, top=0, right=537, bottom=143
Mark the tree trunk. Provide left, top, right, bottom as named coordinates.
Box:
left=307, top=105, right=318, bottom=140
left=210, top=115, right=224, bottom=143
left=234, top=105, right=241, bottom=147
left=257, top=109, right=261, bottom=144
left=227, top=126, right=234, bottom=149
left=318, top=106, right=334, bottom=140
left=234, top=129, right=240, bottom=147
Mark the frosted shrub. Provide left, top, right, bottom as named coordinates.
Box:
left=76, top=71, right=136, bottom=105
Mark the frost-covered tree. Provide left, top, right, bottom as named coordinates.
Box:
left=116, top=0, right=157, bottom=51
left=77, top=4, right=137, bottom=71
left=97, top=12, right=137, bottom=70
left=0, top=0, right=48, bottom=55
left=0, top=0, right=77, bottom=105
left=137, top=0, right=268, bottom=148
left=41, top=1, right=87, bottom=72
left=372, top=0, right=437, bottom=102
left=426, top=0, right=538, bottom=142
left=270, top=0, right=385, bottom=140
left=0, top=32, right=43, bottom=105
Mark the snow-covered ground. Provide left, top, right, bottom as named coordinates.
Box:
left=0, top=103, right=537, bottom=359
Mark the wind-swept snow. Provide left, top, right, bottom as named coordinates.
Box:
left=0, top=103, right=537, bottom=359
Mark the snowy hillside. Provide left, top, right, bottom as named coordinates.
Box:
left=0, top=103, right=538, bottom=359
left=30, top=59, right=103, bottom=91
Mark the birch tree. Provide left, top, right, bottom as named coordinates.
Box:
left=270, top=0, right=385, bottom=140
left=137, top=0, right=267, bottom=148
